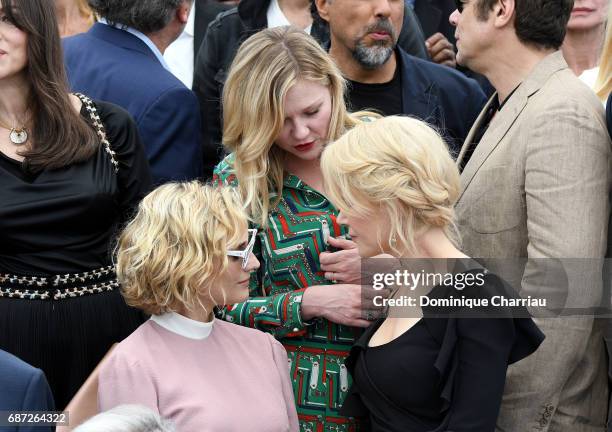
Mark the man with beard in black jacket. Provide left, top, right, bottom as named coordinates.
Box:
left=314, top=0, right=486, bottom=154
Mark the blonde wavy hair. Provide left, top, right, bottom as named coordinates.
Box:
left=115, top=181, right=248, bottom=316
left=222, top=26, right=362, bottom=227
left=321, top=116, right=461, bottom=256
left=595, top=7, right=611, bottom=101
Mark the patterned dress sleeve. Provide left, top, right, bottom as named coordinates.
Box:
left=213, top=155, right=309, bottom=338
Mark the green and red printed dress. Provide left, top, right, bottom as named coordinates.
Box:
left=214, top=154, right=363, bottom=432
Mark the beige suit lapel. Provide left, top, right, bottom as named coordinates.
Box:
left=457, top=92, right=529, bottom=202
left=456, top=51, right=569, bottom=203
left=456, top=95, right=497, bottom=165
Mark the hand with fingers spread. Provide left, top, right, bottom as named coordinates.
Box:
left=425, top=32, right=457, bottom=68
left=320, top=236, right=362, bottom=284
left=301, top=283, right=389, bottom=328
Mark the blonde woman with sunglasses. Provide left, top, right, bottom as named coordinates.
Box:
left=98, top=181, right=299, bottom=432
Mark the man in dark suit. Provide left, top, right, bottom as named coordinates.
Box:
left=63, top=0, right=203, bottom=184
left=313, top=0, right=486, bottom=155
left=0, top=350, right=55, bottom=432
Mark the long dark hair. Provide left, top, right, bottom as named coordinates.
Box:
left=2, top=0, right=98, bottom=172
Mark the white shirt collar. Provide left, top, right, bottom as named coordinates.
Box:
left=150, top=312, right=214, bottom=340
left=185, top=5, right=195, bottom=37
left=162, top=6, right=194, bottom=87
left=266, top=0, right=312, bottom=34
left=98, top=18, right=170, bottom=70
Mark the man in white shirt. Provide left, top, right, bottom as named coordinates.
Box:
left=165, top=0, right=233, bottom=88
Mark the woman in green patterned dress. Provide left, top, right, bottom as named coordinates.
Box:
left=213, top=26, right=381, bottom=432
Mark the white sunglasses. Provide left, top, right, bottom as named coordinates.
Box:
left=227, top=229, right=257, bottom=270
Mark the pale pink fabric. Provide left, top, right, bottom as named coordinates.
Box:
left=98, top=319, right=299, bottom=431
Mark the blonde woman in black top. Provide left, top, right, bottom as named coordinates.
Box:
left=321, top=116, right=544, bottom=432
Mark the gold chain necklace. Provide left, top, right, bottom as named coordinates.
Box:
left=0, top=112, right=29, bottom=146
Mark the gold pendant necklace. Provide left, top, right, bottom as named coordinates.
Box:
left=0, top=112, right=30, bottom=146
left=8, top=127, right=28, bottom=145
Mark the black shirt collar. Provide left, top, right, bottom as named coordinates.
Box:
left=497, top=83, right=521, bottom=111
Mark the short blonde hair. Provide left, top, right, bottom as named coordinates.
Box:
left=321, top=116, right=461, bottom=256
left=115, top=181, right=248, bottom=315
left=222, top=26, right=362, bottom=227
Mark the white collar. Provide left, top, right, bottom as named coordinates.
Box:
left=150, top=312, right=214, bottom=340
left=266, top=0, right=312, bottom=34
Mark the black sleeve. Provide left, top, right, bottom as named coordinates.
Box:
left=194, top=20, right=225, bottom=179
left=443, top=273, right=544, bottom=432
left=397, top=4, right=429, bottom=60
left=445, top=316, right=515, bottom=431
left=96, top=101, right=153, bottom=220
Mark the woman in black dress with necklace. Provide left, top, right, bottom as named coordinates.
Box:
left=0, top=0, right=151, bottom=408
left=321, top=116, right=544, bottom=431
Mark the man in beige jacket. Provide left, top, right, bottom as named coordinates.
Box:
left=450, top=0, right=611, bottom=430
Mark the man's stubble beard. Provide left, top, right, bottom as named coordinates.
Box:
left=351, top=19, right=396, bottom=70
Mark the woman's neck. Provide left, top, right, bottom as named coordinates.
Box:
left=177, top=303, right=215, bottom=323
left=389, top=228, right=467, bottom=281
left=0, top=76, right=31, bottom=125
left=397, top=227, right=466, bottom=260
left=284, top=155, right=325, bottom=192
left=562, top=25, right=605, bottom=76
